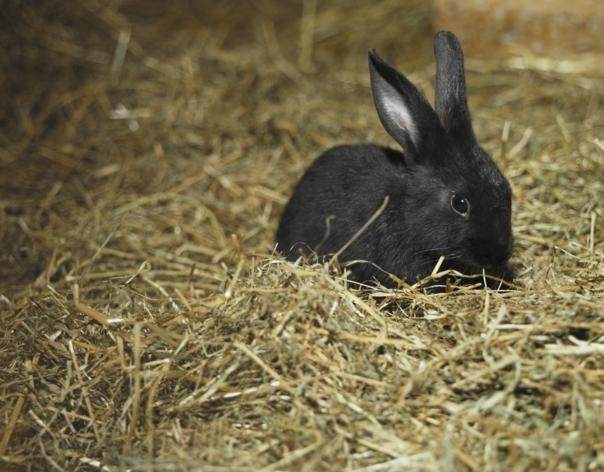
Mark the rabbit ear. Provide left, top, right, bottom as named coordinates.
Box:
left=433, top=31, right=474, bottom=143
left=368, top=49, right=442, bottom=160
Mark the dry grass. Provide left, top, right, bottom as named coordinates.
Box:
left=1, top=1, right=603, bottom=470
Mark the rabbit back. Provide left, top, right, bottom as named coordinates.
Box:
left=276, top=143, right=410, bottom=282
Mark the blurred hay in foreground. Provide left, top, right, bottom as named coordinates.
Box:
left=1, top=0, right=603, bottom=470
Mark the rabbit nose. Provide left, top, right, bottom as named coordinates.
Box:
left=494, top=236, right=513, bottom=263
left=504, top=234, right=514, bottom=257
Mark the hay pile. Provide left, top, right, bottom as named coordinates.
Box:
left=1, top=1, right=603, bottom=470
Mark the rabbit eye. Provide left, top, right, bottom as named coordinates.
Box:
left=451, top=194, right=470, bottom=217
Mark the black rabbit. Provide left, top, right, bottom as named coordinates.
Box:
left=276, top=31, right=513, bottom=287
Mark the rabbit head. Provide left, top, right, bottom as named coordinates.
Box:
left=368, top=31, right=513, bottom=276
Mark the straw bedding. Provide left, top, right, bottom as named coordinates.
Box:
left=1, top=1, right=603, bottom=470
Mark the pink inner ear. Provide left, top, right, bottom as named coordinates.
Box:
left=383, top=95, right=418, bottom=145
